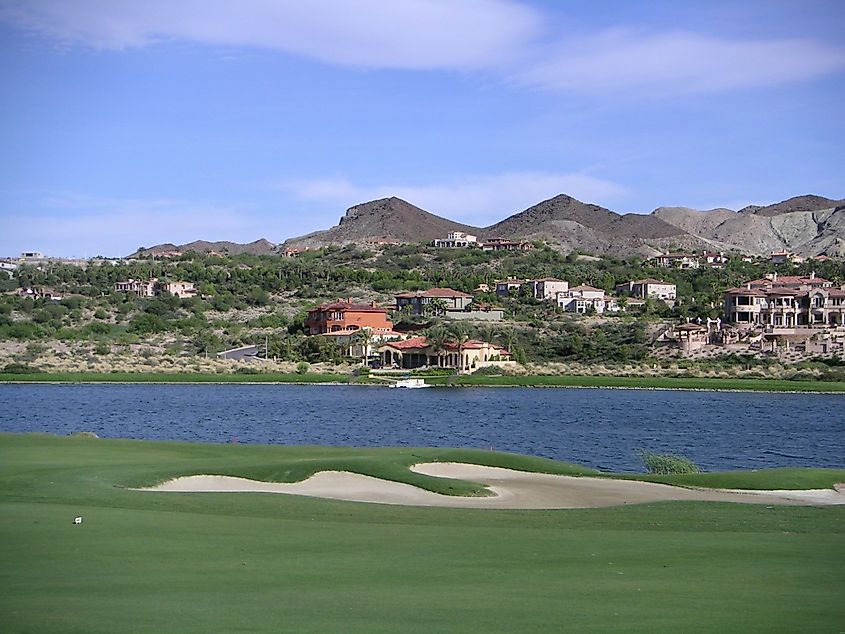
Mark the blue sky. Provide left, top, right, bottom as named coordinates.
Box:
left=1, top=0, right=843, bottom=257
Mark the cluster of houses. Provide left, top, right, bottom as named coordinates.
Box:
left=299, top=275, right=684, bottom=369
left=495, top=277, right=677, bottom=314
left=114, top=279, right=197, bottom=298
left=664, top=272, right=845, bottom=356
left=432, top=232, right=533, bottom=252
left=303, top=297, right=512, bottom=372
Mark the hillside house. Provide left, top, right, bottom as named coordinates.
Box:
left=395, top=287, right=503, bottom=321
left=557, top=285, right=618, bottom=314
left=652, top=253, right=700, bottom=269
left=527, top=278, right=569, bottom=300
left=378, top=337, right=512, bottom=372
left=495, top=278, right=524, bottom=297
left=724, top=274, right=844, bottom=328
left=114, top=279, right=158, bottom=297
left=770, top=251, right=802, bottom=265
left=701, top=251, right=728, bottom=267
left=433, top=232, right=477, bottom=248
left=616, top=278, right=676, bottom=301
left=481, top=238, right=533, bottom=252
left=158, top=281, right=197, bottom=298
left=494, top=277, right=569, bottom=300
left=114, top=279, right=196, bottom=298
left=305, top=300, right=394, bottom=335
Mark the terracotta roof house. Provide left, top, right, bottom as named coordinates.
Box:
left=395, top=287, right=501, bottom=320
left=724, top=275, right=845, bottom=328
left=616, top=278, right=676, bottom=301
left=114, top=278, right=196, bottom=298
left=378, top=336, right=511, bottom=372
left=305, top=299, right=393, bottom=335
left=746, top=273, right=832, bottom=289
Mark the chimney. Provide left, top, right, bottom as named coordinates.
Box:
left=773, top=272, right=777, bottom=282
left=810, top=271, right=815, bottom=280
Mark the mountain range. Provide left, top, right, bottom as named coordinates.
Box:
left=134, top=193, right=845, bottom=258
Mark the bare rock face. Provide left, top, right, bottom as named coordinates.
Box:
left=285, top=197, right=480, bottom=247
left=142, top=193, right=844, bottom=258
left=482, top=194, right=700, bottom=255
left=652, top=197, right=844, bottom=256
left=651, top=207, right=736, bottom=236
left=746, top=195, right=842, bottom=217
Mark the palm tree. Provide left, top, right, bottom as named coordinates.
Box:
left=498, top=327, right=517, bottom=355
left=426, top=326, right=449, bottom=367
left=429, top=297, right=449, bottom=317
left=354, top=328, right=373, bottom=365
left=480, top=324, right=498, bottom=345
left=448, top=322, right=470, bottom=372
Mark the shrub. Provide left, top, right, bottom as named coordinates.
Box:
left=234, top=366, right=260, bottom=374
left=2, top=362, right=41, bottom=374
left=93, top=342, right=111, bottom=356
left=637, top=450, right=700, bottom=475
left=295, top=361, right=310, bottom=375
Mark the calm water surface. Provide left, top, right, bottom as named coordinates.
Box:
left=1, top=384, right=843, bottom=472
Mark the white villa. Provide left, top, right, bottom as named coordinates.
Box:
left=433, top=232, right=478, bottom=248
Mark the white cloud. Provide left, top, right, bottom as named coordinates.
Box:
left=519, top=29, right=845, bottom=95
left=2, top=3, right=843, bottom=95
left=276, top=172, right=628, bottom=226
left=0, top=0, right=541, bottom=70
left=0, top=194, right=259, bottom=257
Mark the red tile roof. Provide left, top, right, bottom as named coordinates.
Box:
left=381, top=336, right=429, bottom=350
left=443, top=339, right=508, bottom=352
left=747, top=276, right=830, bottom=287
left=725, top=287, right=766, bottom=296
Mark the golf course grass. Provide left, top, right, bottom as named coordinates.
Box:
left=2, top=433, right=844, bottom=632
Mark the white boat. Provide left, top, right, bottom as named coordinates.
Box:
left=389, top=378, right=431, bottom=389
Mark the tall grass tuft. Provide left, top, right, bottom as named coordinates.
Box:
left=637, top=450, right=700, bottom=475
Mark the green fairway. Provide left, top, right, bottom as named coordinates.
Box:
left=1, top=434, right=844, bottom=633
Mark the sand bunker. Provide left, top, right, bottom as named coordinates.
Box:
left=138, top=462, right=845, bottom=509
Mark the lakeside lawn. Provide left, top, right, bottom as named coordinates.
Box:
left=3, top=370, right=845, bottom=392
left=2, top=433, right=844, bottom=633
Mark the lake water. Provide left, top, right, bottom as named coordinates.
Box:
left=1, top=384, right=843, bottom=473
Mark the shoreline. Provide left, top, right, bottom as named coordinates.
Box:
left=1, top=371, right=845, bottom=393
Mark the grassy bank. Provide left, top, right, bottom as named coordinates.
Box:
left=0, top=371, right=369, bottom=384
left=2, top=433, right=844, bottom=633
left=3, top=370, right=845, bottom=392
left=427, top=373, right=845, bottom=392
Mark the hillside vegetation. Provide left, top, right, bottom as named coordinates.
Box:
left=2, top=244, right=844, bottom=379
